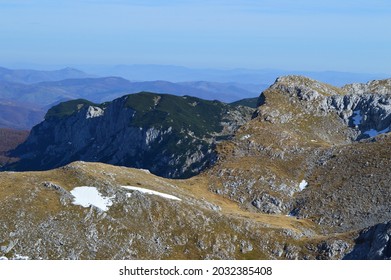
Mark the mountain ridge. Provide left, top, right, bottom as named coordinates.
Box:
left=0, top=66, right=92, bottom=84
left=206, top=75, right=391, bottom=232
left=80, top=64, right=389, bottom=86
left=5, top=92, right=253, bottom=178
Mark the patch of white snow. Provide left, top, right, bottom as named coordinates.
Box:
left=240, top=134, right=251, bottom=140
left=121, top=186, right=181, bottom=201
left=13, top=254, right=29, bottom=260
left=0, top=256, right=8, bottom=260
left=299, top=180, right=308, bottom=191
left=70, top=186, right=114, bottom=211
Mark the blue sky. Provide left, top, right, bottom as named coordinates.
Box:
left=0, top=0, right=390, bottom=73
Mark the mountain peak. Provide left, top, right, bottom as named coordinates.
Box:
left=6, top=92, right=253, bottom=178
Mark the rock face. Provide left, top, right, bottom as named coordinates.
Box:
left=5, top=92, right=253, bottom=178
left=207, top=76, right=391, bottom=237
left=254, top=76, right=391, bottom=140
left=344, top=221, right=391, bottom=260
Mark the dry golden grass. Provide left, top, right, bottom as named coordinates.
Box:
left=0, top=161, right=318, bottom=234
left=1, top=161, right=359, bottom=259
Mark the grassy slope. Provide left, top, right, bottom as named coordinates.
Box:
left=230, top=97, right=258, bottom=108
left=44, top=92, right=237, bottom=137
left=0, top=161, right=354, bottom=260
left=45, top=99, right=100, bottom=120
left=125, top=92, right=228, bottom=137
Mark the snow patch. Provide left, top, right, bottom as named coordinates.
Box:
left=0, top=254, right=29, bottom=260
left=364, top=127, right=390, bottom=137
left=140, top=169, right=151, bottom=174
left=86, top=106, right=104, bottom=119
left=70, top=186, right=114, bottom=211
left=13, top=254, right=29, bottom=260
left=299, top=180, right=308, bottom=191
left=240, top=134, right=251, bottom=140
left=121, top=186, right=181, bottom=201
left=352, top=110, right=363, bottom=126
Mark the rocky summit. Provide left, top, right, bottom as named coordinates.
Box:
left=1, top=76, right=391, bottom=260
left=205, top=76, right=391, bottom=257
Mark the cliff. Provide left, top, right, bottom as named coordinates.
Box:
left=6, top=92, right=253, bottom=178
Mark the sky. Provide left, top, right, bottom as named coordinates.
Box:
left=0, top=0, right=390, bottom=74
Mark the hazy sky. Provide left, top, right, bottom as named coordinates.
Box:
left=1, top=0, right=390, bottom=73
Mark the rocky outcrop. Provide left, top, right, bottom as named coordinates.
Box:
left=344, top=221, right=391, bottom=260
left=255, top=76, right=391, bottom=140
left=5, top=92, right=253, bottom=178
left=343, top=78, right=391, bottom=95
left=207, top=76, right=391, bottom=231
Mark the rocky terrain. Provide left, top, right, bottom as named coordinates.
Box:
left=5, top=92, right=253, bottom=178
left=204, top=76, right=391, bottom=258
left=343, top=221, right=391, bottom=260
left=208, top=76, right=390, bottom=211
left=0, top=161, right=352, bottom=260
left=1, top=75, right=390, bottom=260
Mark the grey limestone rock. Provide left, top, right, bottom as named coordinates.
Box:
left=6, top=93, right=253, bottom=178
left=344, top=221, right=391, bottom=260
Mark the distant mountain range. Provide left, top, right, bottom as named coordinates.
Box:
left=0, top=98, right=45, bottom=130
left=0, top=77, right=262, bottom=130
left=0, top=66, right=92, bottom=84
left=0, top=66, right=266, bottom=105
left=0, top=66, right=267, bottom=129
left=0, top=64, right=389, bottom=130
left=79, top=64, right=390, bottom=86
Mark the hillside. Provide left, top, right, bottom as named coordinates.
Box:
left=0, top=161, right=352, bottom=260
left=6, top=92, right=253, bottom=178
left=230, top=97, right=258, bottom=108
left=205, top=76, right=391, bottom=241
left=0, top=128, right=29, bottom=167
left=0, top=99, right=45, bottom=130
